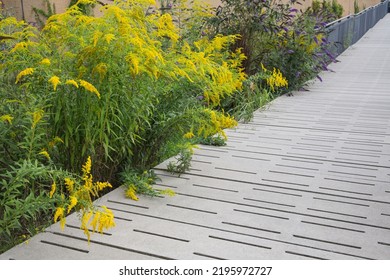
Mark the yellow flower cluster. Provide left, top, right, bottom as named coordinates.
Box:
left=198, top=109, right=238, bottom=140
left=81, top=206, right=115, bottom=241
left=104, top=33, right=115, bottom=44
left=125, top=185, right=139, bottom=201
left=67, top=196, right=78, bottom=214
left=82, top=156, right=92, bottom=176
left=15, top=67, right=34, bottom=84
left=261, top=64, right=288, bottom=92
left=32, top=109, right=44, bottom=129
left=0, top=114, right=14, bottom=124
left=31, top=0, right=243, bottom=108
left=156, top=13, right=179, bottom=42
left=64, top=177, right=75, bottom=193
left=178, top=36, right=246, bottom=106
left=266, top=68, right=288, bottom=92
left=40, top=58, right=51, bottom=66
left=48, top=76, right=60, bottom=91
left=183, top=132, right=195, bottom=139
left=49, top=182, right=56, bottom=198
left=79, top=79, right=101, bottom=99
left=39, top=149, right=51, bottom=160
left=10, top=42, right=29, bottom=53
left=65, top=79, right=79, bottom=88
left=54, top=207, right=66, bottom=229
left=51, top=156, right=114, bottom=239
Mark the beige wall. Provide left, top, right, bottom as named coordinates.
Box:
left=2, top=0, right=71, bottom=23
left=207, top=0, right=382, bottom=16
left=1, top=0, right=383, bottom=25
left=1, top=0, right=112, bottom=23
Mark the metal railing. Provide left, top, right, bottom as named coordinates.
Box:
left=326, top=0, right=389, bottom=56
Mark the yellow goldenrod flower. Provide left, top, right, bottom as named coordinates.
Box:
left=211, top=35, right=229, bottom=51
left=0, top=114, right=13, bottom=124
left=53, top=207, right=64, bottom=223
left=104, top=33, right=115, bottom=44
left=84, top=176, right=94, bottom=197
left=98, top=206, right=115, bottom=233
left=262, top=65, right=288, bottom=92
left=32, top=109, right=44, bottom=129
left=65, top=79, right=79, bottom=88
left=48, top=76, right=60, bottom=91
left=267, top=68, right=288, bottom=91
left=183, top=132, right=195, bottom=139
left=82, top=156, right=92, bottom=177
left=10, top=42, right=28, bottom=53
left=90, top=211, right=101, bottom=232
left=126, top=53, right=140, bottom=76
left=81, top=210, right=93, bottom=241
left=125, top=186, right=139, bottom=201
left=67, top=196, right=78, bottom=214
left=49, top=182, right=56, bottom=198
left=15, top=68, right=34, bottom=84
left=77, top=0, right=98, bottom=5
left=81, top=210, right=92, bottom=228
left=198, top=109, right=237, bottom=140
left=39, top=149, right=51, bottom=160
left=156, top=13, right=179, bottom=42
left=95, top=181, right=112, bottom=191
left=40, top=58, right=51, bottom=66
left=93, top=30, right=103, bottom=47
left=79, top=79, right=100, bottom=99
left=64, top=177, right=75, bottom=193
left=60, top=217, right=66, bottom=229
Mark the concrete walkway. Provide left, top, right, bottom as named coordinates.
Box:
left=2, top=15, right=390, bottom=260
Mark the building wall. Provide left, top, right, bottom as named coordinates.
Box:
left=208, top=0, right=382, bottom=16
left=1, top=0, right=112, bottom=23
left=1, top=0, right=71, bottom=23
left=1, top=0, right=382, bottom=25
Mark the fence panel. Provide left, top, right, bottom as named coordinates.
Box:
left=326, top=0, right=389, bottom=57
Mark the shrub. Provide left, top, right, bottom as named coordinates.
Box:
left=1, top=0, right=244, bottom=178
left=308, top=0, right=344, bottom=20
left=213, top=1, right=336, bottom=86
left=0, top=0, right=244, bottom=252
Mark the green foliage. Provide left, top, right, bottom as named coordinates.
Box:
left=354, top=0, right=360, bottom=14
left=0, top=0, right=242, bottom=252
left=167, top=144, right=194, bottom=175
left=332, top=0, right=344, bottom=18
left=309, top=0, right=344, bottom=20
left=208, top=0, right=337, bottom=93
left=224, top=76, right=271, bottom=122
left=33, top=0, right=56, bottom=29
left=0, top=158, right=66, bottom=253
left=198, top=135, right=226, bottom=146
left=120, top=169, right=175, bottom=199
left=1, top=0, right=243, bottom=178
